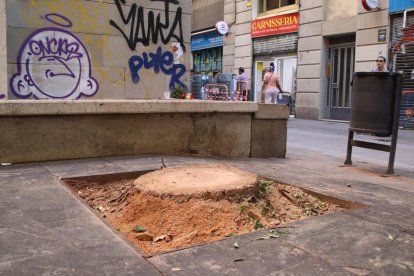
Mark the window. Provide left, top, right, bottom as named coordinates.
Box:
left=259, top=0, right=297, bottom=14
left=193, top=47, right=223, bottom=74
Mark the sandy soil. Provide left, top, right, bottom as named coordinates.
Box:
left=64, top=165, right=342, bottom=255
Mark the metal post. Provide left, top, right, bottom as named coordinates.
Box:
left=344, top=130, right=354, bottom=165
left=386, top=75, right=403, bottom=175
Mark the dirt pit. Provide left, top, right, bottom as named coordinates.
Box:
left=64, top=164, right=344, bottom=255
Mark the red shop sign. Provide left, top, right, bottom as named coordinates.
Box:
left=251, top=12, right=299, bottom=37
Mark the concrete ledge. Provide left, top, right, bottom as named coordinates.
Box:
left=0, top=100, right=259, bottom=116
left=0, top=101, right=289, bottom=163
left=251, top=119, right=287, bottom=158
left=255, top=104, right=290, bottom=119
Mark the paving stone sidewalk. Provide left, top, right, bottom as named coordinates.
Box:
left=1, top=120, right=413, bottom=275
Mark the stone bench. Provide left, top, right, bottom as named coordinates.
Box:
left=0, top=100, right=289, bottom=163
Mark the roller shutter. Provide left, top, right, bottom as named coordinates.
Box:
left=253, top=33, right=298, bottom=55
left=391, top=15, right=414, bottom=129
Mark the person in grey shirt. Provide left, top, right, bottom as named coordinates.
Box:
left=372, top=56, right=389, bottom=72
left=210, top=71, right=218, bottom=84
left=236, top=67, right=249, bottom=100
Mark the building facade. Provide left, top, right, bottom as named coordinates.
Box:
left=389, top=0, right=414, bottom=128
left=250, top=0, right=299, bottom=102
left=1, top=0, right=192, bottom=100
left=296, top=0, right=390, bottom=120
left=222, top=0, right=252, bottom=79
left=220, top=0, right=299, bottom=102
left=294, top=0, right=413, bottom=128
left=191, top=0, right=225, bottom=74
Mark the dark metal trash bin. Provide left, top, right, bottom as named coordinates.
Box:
left=345, top=72, right=403, bottom=175
left=349, top=72, right=401, bottom=137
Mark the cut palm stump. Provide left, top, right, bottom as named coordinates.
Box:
left=65, top=163, right=349, bottom=256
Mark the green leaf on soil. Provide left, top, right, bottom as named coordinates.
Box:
left=254, top=220, right=264, bottom=230
left=226, top=233, right=236, bottom=238
left=133, top=226, right=146, bottom=233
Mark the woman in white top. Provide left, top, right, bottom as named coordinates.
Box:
left=262, top=66, right=284, bottom=103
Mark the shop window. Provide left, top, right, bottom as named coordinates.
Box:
left=192, top=47, right=223, bottom=74
left=258, top=0, right=297, bottom=15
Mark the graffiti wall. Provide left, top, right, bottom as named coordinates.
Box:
left=6, top=0, right=191, bottom=100
left=391, top=15, right=414, bottom=129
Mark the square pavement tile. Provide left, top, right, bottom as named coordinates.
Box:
left=43, top=216, right=129, bottom=250
left=283, top=212, right=413, bottom=275
left=0, top=165, right=59, bottom=191
left=148, top=232, right=351, bottom=275
left=0, top=241, right=160, bottom=276
left=39, top=158, right=126, bottom=178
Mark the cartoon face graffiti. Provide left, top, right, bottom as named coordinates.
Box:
left=10, top=27, right=98, bottom=99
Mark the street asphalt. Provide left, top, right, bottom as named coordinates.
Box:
left=0, top=118, right=413, bottom=275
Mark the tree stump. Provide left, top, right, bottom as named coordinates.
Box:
left=133, top=164, right=259, bottom=203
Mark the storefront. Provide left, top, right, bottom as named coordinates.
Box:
left=389, top=0, right=414, bottom=129
left=251, top=12, right=299, bottom=102
left=191, top=31, right=223, bottom=74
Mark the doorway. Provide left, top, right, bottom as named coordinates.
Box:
left=327, top=43, right=355, bottom=120
left=276, top=57, right=297, bottom=95
left=253, top=56, right=297, bottom=103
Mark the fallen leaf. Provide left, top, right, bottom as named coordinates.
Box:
left=233, top=242, right=239, bottom=249
left=267, top=233, right=280, bottom=239
left=234, top=258, right=244, bottom=262
left=133, top=226, right=146, bottom=233
left=171, top=267, right=182, bottom=271
left=153, top=235, right=166, bottom=243
left=256, top=235, right=271, bottom=240
left=388, top=233, right=394, bottom=240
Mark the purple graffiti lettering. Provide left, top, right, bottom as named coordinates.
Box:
left=109, top=0, right=185, bottom=52
left=29, top=37, right=82, bottom=62
left=129, top=46, right=187, bottom=90
left=0, top=94, right=5, bottom=99
left=45, top=13, right=73, bottom=28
